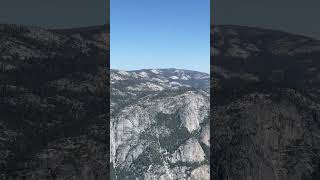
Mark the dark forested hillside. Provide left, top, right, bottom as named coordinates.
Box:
left=211, top=25, right=320, bottom=180
left=0, top=24, right=109, bottom=179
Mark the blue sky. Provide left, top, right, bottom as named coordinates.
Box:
left=111, top=0, right=210, bottom=73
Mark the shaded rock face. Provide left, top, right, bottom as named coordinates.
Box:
left=110, top=69, right=210, bottom=179
left=0, top=24, right=109, bottom=179
left=211, top=25, right=320, bottom=180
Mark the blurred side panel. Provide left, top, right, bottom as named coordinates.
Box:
left=0, top=0, right=109, bottom=179
left=211, top=0, right=320, bottom=179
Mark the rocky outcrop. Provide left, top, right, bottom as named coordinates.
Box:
left=170, top=138, right=206, bottom=163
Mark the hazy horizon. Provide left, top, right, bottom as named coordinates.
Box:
left=111, top=67, right=209, bottom=74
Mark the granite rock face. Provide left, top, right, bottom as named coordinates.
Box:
left=110, top=69, right=210, bottom=179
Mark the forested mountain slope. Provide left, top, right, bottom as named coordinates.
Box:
left=211, top=25, right=320, bottom=180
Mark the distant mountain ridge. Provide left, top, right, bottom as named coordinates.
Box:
left=0, top=23, right=108, bottom=60
left=111, top=68, right=209, bottom=91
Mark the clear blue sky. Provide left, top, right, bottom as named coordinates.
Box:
left=111, top=0, right=210, bottom=73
